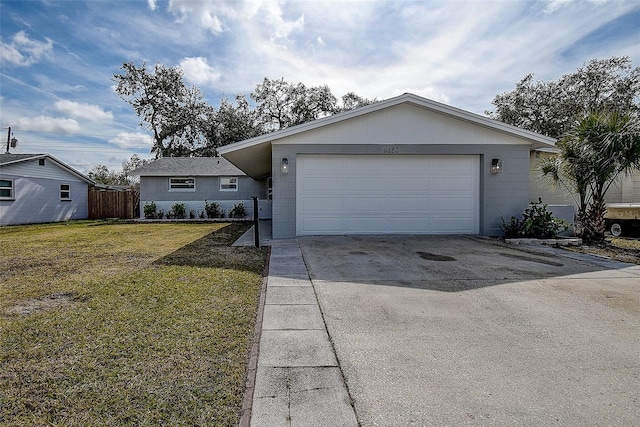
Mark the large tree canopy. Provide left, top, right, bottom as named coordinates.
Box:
left=114, top=62, right=376, bottom=158
left=114, top=62, right=213, bottom=158
left=487, top=56, right=640, bottom=139
left=251, top=77, right=338, bottom=131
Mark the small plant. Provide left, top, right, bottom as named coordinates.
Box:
left=229, top=202, right=246, bottom=218
left=501, top=198, right=565, bottom=239
left=143, top=201, right=157, bottom=219
left=204, top=200, right=222, bottom=218
left=199, top=210, right=205, bottom=219
left=189, top=209, right=196, bottom=219
left=157, top=209, right=164, bottom=219
left=169, top=203, right=187, bottom=219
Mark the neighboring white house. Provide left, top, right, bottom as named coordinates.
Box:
left=0, top=153, right=95, bottom=225
left=128, top=156, right=272, bottom=219
left=219, top=93, right=556, bottom=238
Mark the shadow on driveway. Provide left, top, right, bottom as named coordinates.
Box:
left=298, top=235, right=630, bottom=292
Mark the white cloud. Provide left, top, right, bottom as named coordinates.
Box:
left=147, top=0, right=157, bottom=11
left=0, top=31, right=53, bottom=67
left=54, top=100, right=114, bottom=122
left=14, top=116, right=81, bottom=134
left=179, top=57, right=221, bottom=86
left=167, top=0, right=304, bottom=39
left=109, top=132, right=154, bottom=149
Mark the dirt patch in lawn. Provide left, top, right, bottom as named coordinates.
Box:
left=6, top=292, right=76, bottom=316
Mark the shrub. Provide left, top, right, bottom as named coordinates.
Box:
left=189, top=209, right=196, bottom=219
left=229, top=203, right=246, bottom=218
left=501, top=198, right=564, bottom=239
left=204, top=200, right=222, bottom=218
left=169, top=203, right=187, bottom=219
left=143, top=201, right=157, bottom=219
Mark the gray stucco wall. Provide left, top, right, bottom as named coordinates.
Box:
left=271, top=143, right=531, bottom=238
left=139, top=175, right=270, bottom=218
left=0, top=175, right=89, bottom=225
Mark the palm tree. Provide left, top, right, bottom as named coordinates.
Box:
left=539, top=110, right=640, bottom=243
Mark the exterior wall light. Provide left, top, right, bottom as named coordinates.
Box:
left=491, top=158, right=503, bottom=174
left=281, top=158, right=289, bottom=174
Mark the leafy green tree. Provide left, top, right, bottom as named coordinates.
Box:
left=487, top=57, right=640, bottom=139
left=251, top=77, right=337, bottom=131
left=337, top=92, right=378, bottom=112
left=539, top=111, right=640, bottom=243
left=114, top=62, right=213, bottom=158
left=88, top=154, right=150, bottom=186
left=199, top=95, right=263, bottom=156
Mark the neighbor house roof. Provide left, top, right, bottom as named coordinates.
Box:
left=219, top=92, right=557, bottom=179
left=0, top=153, right=95, bottom=185
left=127, top=156, right=245, bottom=177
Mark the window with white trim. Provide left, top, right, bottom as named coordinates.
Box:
left=0, top=179, right=14, bottom=199
left=220, top=177, right=238, bottom=191
left=169, top=177, right=196, bottom=192
left=60, top=184, right=71, bottom=200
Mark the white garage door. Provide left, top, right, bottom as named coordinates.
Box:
left=296, top=154, right=479, bottom=235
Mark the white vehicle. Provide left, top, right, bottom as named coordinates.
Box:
left=605, top=204, right=640, bottom=237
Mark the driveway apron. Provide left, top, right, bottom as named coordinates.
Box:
left=298, top=235, right=640, bottom=427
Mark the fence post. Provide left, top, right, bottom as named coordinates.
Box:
left=252, top=196, right=259, bottom=248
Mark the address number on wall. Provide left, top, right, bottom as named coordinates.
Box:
left=383, top=146, right=400, bottom=154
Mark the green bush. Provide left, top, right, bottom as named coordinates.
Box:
left=204, top=200, right=222, bottom=218
left=169, top=203, right=187, bottom=219
left=143, top=201, right=157, bottom=219
left=229, top=203, right=246, bottom=218
left=501, top=198, right=564, bottom=239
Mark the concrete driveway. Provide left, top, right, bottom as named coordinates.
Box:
left=297, top=235, right=640, bottom=426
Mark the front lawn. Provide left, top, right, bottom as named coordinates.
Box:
left=0, top=221, right=267, bottom=426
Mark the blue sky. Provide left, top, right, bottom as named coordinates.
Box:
left=1, top=0, right=639, bottom=173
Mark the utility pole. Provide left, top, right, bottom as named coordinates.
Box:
left=5, top=127, right=17, bottom=153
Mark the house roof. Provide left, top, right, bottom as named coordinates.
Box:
left=0, top=153, right=95, bottom=185
left=219, top=92, right=557, bottom=179
left=127, top=156, right=245, bottom=177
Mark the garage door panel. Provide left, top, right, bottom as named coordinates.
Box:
left=388, top=197, right=431, bottom=211
left=431, top=196, right=475, bottom=211
left=388, top=177, right=430, bottom=192
left=299, top=217, right=344, bottom=233
left=344, top=197, right=386, bottom=212
left=431, top=217, right=475, bottom=233
left=389, top=157, right=432, bottom=173
left=297, top=155, right=479, bottom=235
left=343, top=217, right=388, bottom=232
left=430, top=176, right=475, bottom=191
left=299, top=197, right=343, bottom=212
left=345, top=177, right=387, bottom=192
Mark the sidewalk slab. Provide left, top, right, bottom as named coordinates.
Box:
left=258, top=330, right=337, bottom=367
left=265, top=285, right=317, bottom=305
left=251, top=367, right=358, bottom=427
left=262, top=304, right=325, bottom=330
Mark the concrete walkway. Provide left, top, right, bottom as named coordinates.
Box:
left=248, top=238, right=358, bottom=427
left=233, top=222, right=357, bottom=426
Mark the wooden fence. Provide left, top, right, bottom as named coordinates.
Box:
left=88, top=187, right=139, bottom=219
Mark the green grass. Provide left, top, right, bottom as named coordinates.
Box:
left=0, top=221, right=267, bottom=426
